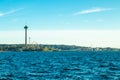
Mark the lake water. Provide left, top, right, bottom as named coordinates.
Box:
left=0, top=51, right=120, bottom=80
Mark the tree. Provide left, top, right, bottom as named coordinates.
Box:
left=42, top=46, right=49, bottom=51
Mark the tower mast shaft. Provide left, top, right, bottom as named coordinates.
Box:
left=24, top=25, right=28, bottom=46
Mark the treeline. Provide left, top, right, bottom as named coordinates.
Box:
left=0, top=44, right=61, bottom=52
left=0, top=44, right=120, bottom=52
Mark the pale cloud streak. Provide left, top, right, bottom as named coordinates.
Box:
left=74, top=7, right=112, bottom=15
left=0, top=13, right=4, bottom=16
left=0, top=8, right=23, bottom=17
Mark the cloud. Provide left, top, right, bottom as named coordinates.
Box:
left=0, top=8, right=23, bottom=17
left=74, top=7, right=112, bottom=15
left=0, top=14, right=3, bottom=16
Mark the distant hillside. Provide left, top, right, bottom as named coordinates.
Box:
left=0, top=44, right=120, bottom=52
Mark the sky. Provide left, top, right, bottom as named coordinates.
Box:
left=0, top=0, right=120, bottom=48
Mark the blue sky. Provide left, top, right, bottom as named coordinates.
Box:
left=0, top=0, right=120, bottom=30
left=0, top=0, right=120, bottom=48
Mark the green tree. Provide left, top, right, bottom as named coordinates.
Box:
left=43, top=46, right=49, bottom=51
